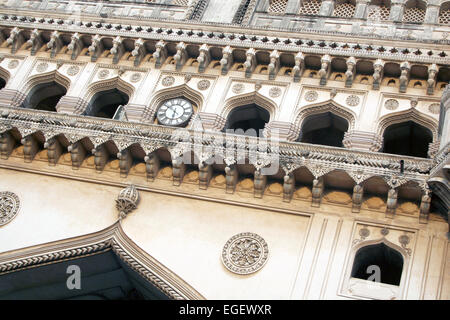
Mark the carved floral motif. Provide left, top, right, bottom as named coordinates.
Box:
left=0, top=191, right=20, bottom=226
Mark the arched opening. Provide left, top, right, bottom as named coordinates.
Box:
left=268, top=0, right=288, bottom=14
left=351, top=242, right=404, bottom=286
left=21, top=81, right=67, bottom=112
left=298, top=112, right=349, bottom=147
left=0, top=77, right=6, bottom=90
left=403, top=0, right=426, bottom=23
left=333, top=0, right=356, bottom=18
left=367, top=0, right=391, bottom=21
left=382, top=121, right=432, bottom=158
left=86, top=89, right=129, bottom=119
left=224, top=104, right=270, bottom=137
left=439, top=2, right=450, bottom=24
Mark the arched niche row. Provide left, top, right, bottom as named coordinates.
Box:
left=86, top=89, right=129, bottom=119
left=224, top=104, right=270, bottom=137
left=297, top=112, right=349, bottom=148
left=21, top=81, right=67, bottom=112
left=382, top=121, right=432, bottom=158
left=351, top=242, right=404, bottom=286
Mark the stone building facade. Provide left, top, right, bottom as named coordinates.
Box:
left=0, top=0, right=448, bottom=300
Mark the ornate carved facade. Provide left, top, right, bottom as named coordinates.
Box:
left=0, top=0, right=448, bottom=300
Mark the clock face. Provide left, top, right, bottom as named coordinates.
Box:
left=156, top=98, right=194, bottom=127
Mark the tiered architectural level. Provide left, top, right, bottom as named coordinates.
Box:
left=0, top=0, right=448, bottom=300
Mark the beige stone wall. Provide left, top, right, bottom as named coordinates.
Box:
left=0, top=167, right=448, bottom=300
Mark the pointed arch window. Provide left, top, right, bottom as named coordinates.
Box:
left=86, top=89, right=129, bottom=119
left=21, top=81, right=67, bottom=112
left=224, top=104, right=270, bottom=137
left=298, top=112, right=349, bottom=147
left=382, top=121, right=432, bottom=158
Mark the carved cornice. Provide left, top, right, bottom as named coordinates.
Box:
left=0, top=106, right=433, bottom=185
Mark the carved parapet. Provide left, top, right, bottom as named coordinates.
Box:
left=319, top=55, right=331, bottom=86
left=118, top=149, right=132, bottom=178
left=293, top=52, right=304, bottom=82
left=174, top=42, right=187, bottom=71
left=399, top=61, right=410, bottom=93
left=352, top=184, right=364, bottom=213
left=345, top=57, right=356, bottom=88
left=254, top=169, right=267, bottom=198
left=93, top=144, right=109, bottom=173
left=343, top=131, right=383, bottom=152
left=47, top=31, right=62, bottom=58
left=44, top=138, right=62, bottom=166
left=88, top=34, right=103, bottom=62
left=26, top=28, right=42, bottom=56
left=197, top=44, right=210, bottom=73
left=56, top=96, right=89, bottom=115
left=268, top=50, right=280, bottom=80
left=427, top=64, right=438, bottom=95
left=283, top=173, right=295, bottom=202
left=131, top=38, right=145, bottom=67
left=312, top=177, right=324, bottom=207
left=225, top=165, right=238, bottom=194
left=265, top=121, right=300, bottom=141
left=68, top=141, right=86, bottom=170
left=220, top=46, right=233, bottom=75
left=21, top=135, right=39, bottom=163
left=154, top=40, right=167, bottom=69
left=244, top=48, right=256, bottom=78
left=386, top=188, right=398, bottom=218
left=111, top=36, right=124, bottom=65
left=0, top=131, right=14, bottom=159
left=6, top=27, right=24, bottom=54
left=172, top=158, right=186, bottom=186
left=419, top=192, right=431, bottom=224
left=0, top=89, right=26, bottom=108
left=199, top=162, right=212, bottom=190
left=145, top=153, right=160, bottom=182
left=372, top=59, right=384, bottom=90
left=197, top=112, right=226, bottom=131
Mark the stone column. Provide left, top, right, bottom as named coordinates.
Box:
left=285, top=0, right=302, bottom=14
left=389, top=0, right=405, bottom=22
left=424, top=1, right=440, bottom=24
left=256, top=0, right=270, bottom=12
left=319, top=0, right=335, bottom=16
left=354, top=0, right=370, bottom=19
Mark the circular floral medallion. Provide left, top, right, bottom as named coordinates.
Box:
left=162, top=76, right=175, bottom=87
left=197, top=79, right=211, bottom=91
left=130, top=72, right=142, bottom=83
left=269, top=87, right=282, bottom=98
left=0, top=191, right=20, bottom=226
left=7, top=59, right=19, bottom=69
left=399, top=235, right=410, bottom=246
left=222, top=232, right=269, bottom=275
left=346, top=95, right=360, bottom=107
left=380, top=228, right=389, bottom=236
left=428, top=103, right=440, bottom=115
left=67, top=65, right=80, bottom=76
left=304, top=90, right=318, bottom=102
left=384, top=99, right=399, bottom=110
left=36, top=62, right=48, bottom=73
left=359, top=227, right=370, bottom=239
left=231, top=83, right=244, bottom=94
left=98, top=69, right=110, bottom=79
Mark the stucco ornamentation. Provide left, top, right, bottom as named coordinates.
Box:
left=222, top=232, right=269, bottom=275
left=269, top=86, right=282, bottom=98
left=162, top=76, right=175, bottom=87
left=232, top=83, right=244, bottom=94
left=67, top=65, right=80, bottom=76
left=7, top=59, right=19, bottom=69
left=36, top=62, right=49, bottom=73
left=304, top=90, right=318, bottom=102
left=428, top=103, right=440, bottom=115
left=98, top=69, right=110, bottom=79
left=346, top=95, right=360, bottom=107
left=116, top=184, right=139, bottom=219
left=0, top=191, right=20, bottom=226
left=197, top=79, right=210, bottom=91
left=384, top=99, right=399, bottom=110
left=130, top=72, right=142, bottom=83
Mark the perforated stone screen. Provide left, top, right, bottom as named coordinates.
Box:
left=173, top=0, right=190, bottom=5
left=367, top=5, right=390, bottom=21
left=403, top=7, right=425, bottom=23
left=299, top=0, right=322, bottom=15
left=333, top=3, right=356, bottom=18
left=439, top=9, right=450, bottom=24
left=268, top=0, right=288, bottom=14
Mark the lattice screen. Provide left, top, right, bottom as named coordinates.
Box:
left=403, top=7, right=425, bottom=23
left=439, top=9, right=450, bottom=24
left=268, top=0, right=288, bottom=14
left=299, top=0, right=322, bottom=15
left=367, top=5, right=390, bottom=21
left=333, top=3, right=356, bottom=18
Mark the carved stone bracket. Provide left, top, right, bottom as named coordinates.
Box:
left=220, top=46, right=233, bottom=76
left=293, top=52, right=304, bottom=82
left=131, top=38, right=146, bottom=67
left=372, top=59, right=384, bottom=90
left=154, top=40, right=167, bottom=69
left=47, top=31, right=63, bottom=58
left=174, top=42, right=187, bottom=71
left=67, top=33, right=83, bottom=60
left=244, top=48, right=256, bottom=78
left=197, top=44, right=210, bottom=74
left=27, top=29, right=43, bottom=56
left=111, top=36, right=125, bottom=65
left=345, top=57, right=356, bottom=88
left=6, top=27, right=24, bottom=54
left=88, top=34, right=104, bottom=62
left=268, top=50, right=280, bottom=80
